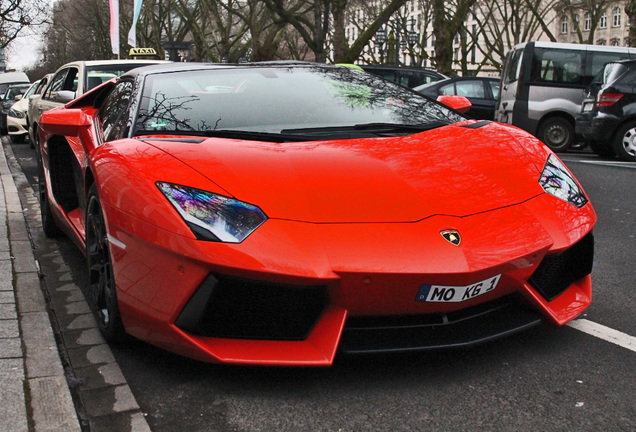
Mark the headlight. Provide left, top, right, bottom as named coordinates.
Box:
left=539, top=154, right=588, bottom=208
left=7, top=108, right=25, bottom=119
left=157, top=182, right=267, bottom=243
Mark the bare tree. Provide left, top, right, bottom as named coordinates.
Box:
left=559, top=0, right=612, bottom=44
left=39, top=0, right=113, bottom=69
left=432, top=0, right=479, bottom=74
left=627, top=0, right=636, bottom=46
left=473, top=0, right=555, bottom=75
left=1, top=0, right=49, bottom=49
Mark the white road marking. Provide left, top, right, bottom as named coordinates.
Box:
left=567, top=319, right=636, bottom=353
left=561, top=158, right=636, bottom=169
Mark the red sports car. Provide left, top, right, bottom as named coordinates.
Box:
left=37, top=62, right=596, bottom=366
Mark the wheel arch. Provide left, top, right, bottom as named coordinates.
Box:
left=609, top=115, right=636, bottom=143
left=537, top=111, right=576, bottom=131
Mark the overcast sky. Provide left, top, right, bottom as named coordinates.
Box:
left=7, top=28, right=43, bottom=71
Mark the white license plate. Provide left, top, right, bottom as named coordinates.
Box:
left=415, top=275, right=501, bottom=303
left=582, top=101, right=594, bottom=112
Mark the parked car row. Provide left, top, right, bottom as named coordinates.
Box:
left=27, top=59, right=167, bottom=154
left=4, top=46, right=635, bottom=162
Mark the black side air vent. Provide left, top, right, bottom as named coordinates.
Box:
left=461, top=120, right=492, bottom=129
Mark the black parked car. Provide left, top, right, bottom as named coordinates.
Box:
left=360, top=65, right=447, bottom=88
left=576, top=59, right=636, bottom=161
left=414, top=77, right=500, bottom=120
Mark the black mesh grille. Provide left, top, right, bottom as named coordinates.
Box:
left=529, top=232, right=594, bottom=301
left=339, top=295, right=542, bottom=354
left=177, top=274, right=328, bottom=340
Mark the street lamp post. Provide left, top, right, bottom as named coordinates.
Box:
left=374, top=16, right=420, bottom=66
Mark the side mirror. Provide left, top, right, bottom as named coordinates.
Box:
left=437, top=95, right=472, bottom=114
left=53, top=90, right=76, bottom=104
left=39, top=108, right=92, bottom=136
left=14, top=95, right=23, bottom=101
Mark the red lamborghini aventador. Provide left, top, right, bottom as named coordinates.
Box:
left=37, top=62, right=596, bottom=366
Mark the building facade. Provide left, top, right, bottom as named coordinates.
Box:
left=346, top=0, right=631, bottom=77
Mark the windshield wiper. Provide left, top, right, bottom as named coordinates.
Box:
left=281, top=121, right=449, bottom=136
left=133, top=129, right=313, bottom=143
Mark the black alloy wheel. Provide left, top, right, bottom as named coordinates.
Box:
left=86, top=184, right=126, bottom=342
left=612, top=122, right=636, bottom=162
left=538, top=117, right=574, bottom=152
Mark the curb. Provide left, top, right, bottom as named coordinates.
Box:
left=1, top=137, right=80, bottom=431
left=1, top=137, right=152, bottom=431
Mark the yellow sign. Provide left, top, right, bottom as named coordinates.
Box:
left=129, top=48, right=158, bottom=56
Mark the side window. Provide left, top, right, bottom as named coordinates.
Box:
left=489, top=81, right=500, bottom=100
left=503, top=49, right=523, bottom=84
left=439, top=83, right=456, bottom=95
left=531, top=48, right=584, bottom=85
left=44, top=70, right=69, bottom=99
left=98, top=81, right=134, bottom=142
left=455, top=80, right=486, bottom=98
left=34, top=78, right=48, bottom=95
left=64, top=68, right=79, bottom=92
left=586, top=52, right=629, bottom=83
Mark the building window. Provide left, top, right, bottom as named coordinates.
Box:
left=613, top=7, right=621, bottom=27
left=611, top=38, right=620, bottom=46
left=600, top=14, right=607, bottom=28
left=597, top=39, right=606, bottom=46
left=584, top=13, right=591, bottom=31
left=561, top=15, right=568, bottom=34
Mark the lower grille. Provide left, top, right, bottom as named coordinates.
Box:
left=529, top=232, right=594, bottom=301
left=176, top=274, right=327, bottom=340
left=338, top=296, right=542, bottom=354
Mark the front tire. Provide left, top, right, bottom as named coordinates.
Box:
left=612, top=122, right=636, bottom=162
left=38, top=164, right=64, bottom=238
left=538, top=117, right=574, bottom=152
left=86, top=184, right=126, bottom=342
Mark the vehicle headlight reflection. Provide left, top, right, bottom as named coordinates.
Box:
left=539, top=154, right=588, bottom=208
left=157, top=182, right=268, bottom=243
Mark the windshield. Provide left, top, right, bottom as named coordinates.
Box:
left=600, top=63, right=628, bottom=85
left=133, top=65, right=464, bottom=137
left=3, top=84, right=30, bottom=101
left=85, top=63, right=158, bottom=91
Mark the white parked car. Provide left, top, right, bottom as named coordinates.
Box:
left=6, top=80, right=41, bottom=143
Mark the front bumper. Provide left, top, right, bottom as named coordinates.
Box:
left=106, top=193, right=596, bottom=366
left=6, top=114, right=28, bottom=137
left=575, top=111, right=620, bottom=142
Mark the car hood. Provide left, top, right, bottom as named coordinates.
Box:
left=145, top=122, right=545, bottom=223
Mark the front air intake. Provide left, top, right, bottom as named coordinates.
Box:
left=529, top=232, right=594, bottom=301
left=176, top=274, right=328, bottom=340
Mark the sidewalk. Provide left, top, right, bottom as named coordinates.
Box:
left=0, top=138, right=81, bottom=432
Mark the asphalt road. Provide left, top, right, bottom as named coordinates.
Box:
left=8, top=139, right=636, bottom=432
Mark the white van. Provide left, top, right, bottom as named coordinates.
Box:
left=496, top=41, right=636, bottom=151
left=0, top=71, right=29, bottom=96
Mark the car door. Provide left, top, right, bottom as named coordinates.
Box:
left=453, top=80, right=494, bottom=120
left=39, top=67, right=79, bottom=111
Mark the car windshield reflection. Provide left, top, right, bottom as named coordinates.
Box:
left=133, top=66, right=463, bottom=140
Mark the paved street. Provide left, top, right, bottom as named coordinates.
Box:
left=4, top=138, right=636, bottom=432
